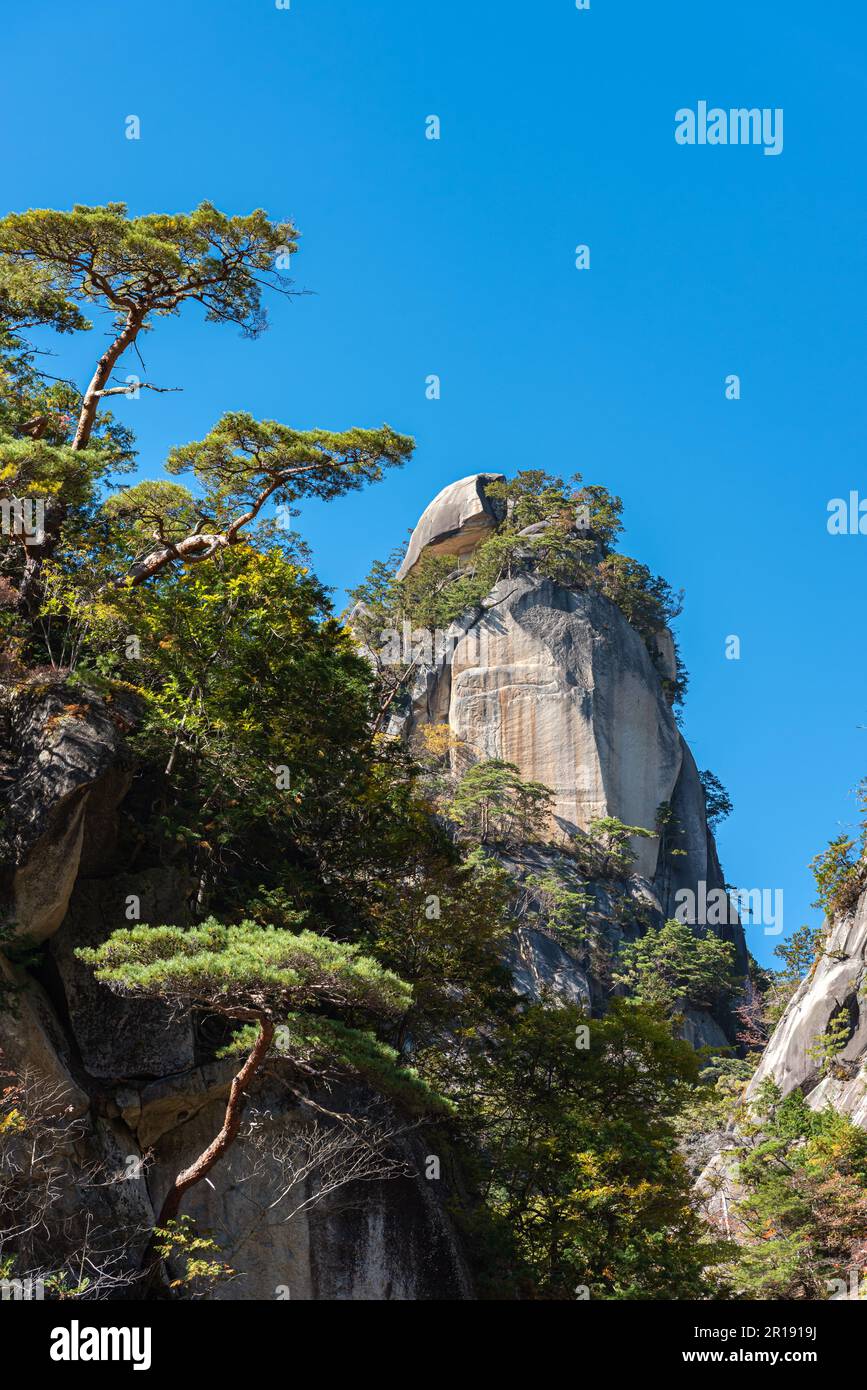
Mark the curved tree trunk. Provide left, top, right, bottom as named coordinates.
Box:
left=73, top=308, right=145, bottom=451
left=17, top=308, right=146, bottom=616
left=141, top=1015, right=274, bottom=1283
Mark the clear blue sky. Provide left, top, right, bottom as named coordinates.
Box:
left=5, top=0, right=867, bottom=967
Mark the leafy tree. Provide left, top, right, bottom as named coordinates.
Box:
left=114, top=414, right=412, bottom=587
left=811, top=832, right=866, bottom=921
left=731, top=1082, right=867, bottom=1299
left=676, top=1054, right=754, bottom=1146
left=807, top=1010, right=855, bottom=1078
left=775, top=924, right=825, bottom=979
left=573, top=814, right=656, bottom=880
left=441, top=999, right=728, bottom=1298
left=364, top=846, right=514, bottom=1051
left=0, top=202, right=297, bottom=610
left=0, top=202, right=297, bottom=448
left=699, top=769, right=734, bottom=831
left=519, top=865, right=594, bottom=947
left=613, top=918, right=737, bottom=1016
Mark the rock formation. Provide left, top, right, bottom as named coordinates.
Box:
left=0, top=472, right=751, bottom=1299
left=387, top=473, right=747, bottom=1040
left=747, top=884, right=867, bottom=1127
left=396, top=472, right=506, bottom=580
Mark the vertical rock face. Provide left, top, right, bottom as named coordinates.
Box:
left=747, top=887, right=867, bottom=1128
left=386, top=474, right=747, bottom=1048
left=1, top=685, right=138, bottom=943
left=391, top=570, right=725, bottom=896
left=446, top=578, right=681, bottom=878
left=145, top=1079, right=471, bottom=1300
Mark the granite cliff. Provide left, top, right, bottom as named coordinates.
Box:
left=1, top=471, right=751, bottom=1299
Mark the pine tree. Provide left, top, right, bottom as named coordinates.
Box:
left=76, top=920, right=413, bottom=1231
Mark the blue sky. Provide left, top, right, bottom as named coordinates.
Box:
left=5, top=0, right=867, bottom=966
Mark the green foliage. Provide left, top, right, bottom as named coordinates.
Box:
left=699, top=769, right=734, bottom=830
left=573, top=814, right=656, bottom=879
left=364, top=845, right=514, bottom=1043
left=774, top=924, right=825, bottom=979
left=676, top=1055, right=754, bottom=1140
left=441, top=999, right=728, bottom=1299
left=730, top=1082, right=867, bottom=1299
left=0, top=201, right=747, bottom=1304
left=596, top=552, right=684, bottom=672
left=811, top=831, right=866, bottom=921
left=807, top=1010, right=855, bottom=1077
left=225, top=1013, right=451, bottom=1118
left=520, top=866, right=594, bottom=946
left=75, top=918, right=411, bottom=1018
left=447, top=759, right=554, bottom=846
left=153, top=1217, right=234, bottom=1298
left=0, top=201, right=297, bottom=336
left=742, top=927, right=827, bottom=1040
left=613, top=918, right=737, bottom=1015
left=162, top=411, right=413, bottom=540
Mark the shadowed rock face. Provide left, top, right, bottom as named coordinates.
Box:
left=1, top=683, right=139, bottom=943
left=0, top=681, right=473, bottom=1301
left=747, top=887, right=867, bottom=1127
left=396, top=472, right=506, bottom=580
left=143, top=1075, right=471, bottom=1300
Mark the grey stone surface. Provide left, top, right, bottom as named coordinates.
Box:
left=396, top=573, right=684, bottom=880
left=748, top=886, right=867, bottom=1126
left=396, top=472, right=505, bottom=580
left=1, top=683, right=138, bottom=941
left=50, top=867, right=195, bottom=1080
left=146, top=1076, right=471, bottom=1300
left=507, top=926, right=592, bottom=1007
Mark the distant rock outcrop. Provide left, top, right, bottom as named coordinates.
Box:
left=386, top=476, right=747, bottom=1034
left=396, top=472, right=506, bottom=580
left=747, top=885, right=867, bottom=1127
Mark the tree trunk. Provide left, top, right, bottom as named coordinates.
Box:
left=73, top=308, right=145, bottom=451
left=16, top=309, right=146, bottom=615
left=141, top=1015, right=274, bottom=1286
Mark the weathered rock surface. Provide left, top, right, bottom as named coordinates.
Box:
left=146, top=1076, right=471, bottom=1300
left=396, top=472, right=506, bottom=580
left=506, top=926, right=592, bottom=1008
left=747, top=884, right=867, bottom=1126
left=0, top=959, right=89, bottom=1116
left=1, top=683, right=138, bottom=942
left=49, top=868, right=195, bottom=1080
left=394, top=574, right=687, bottom=881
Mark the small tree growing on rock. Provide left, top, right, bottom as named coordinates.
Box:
left=75, top=919, right=415, bottom=1237
left=448, top=759, right=553, bottom=846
